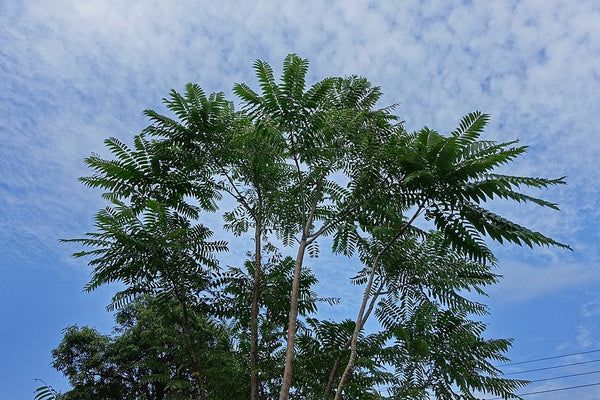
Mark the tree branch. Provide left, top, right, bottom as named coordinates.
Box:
left=333, top=201, right=427, bottom=400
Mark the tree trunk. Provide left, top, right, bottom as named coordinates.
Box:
left=278, top=236, right=308, bottom=400
left=333, top=266, right=374, bottom=400
left=333, top=205, right=425, bottom=399
left=324, top=351, right=344, bottom=398
left=250, top=221, right=262, bottom=400
left=279, top=179, right=324, bottom=400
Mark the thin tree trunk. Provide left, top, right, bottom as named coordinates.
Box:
left=324, top=351, right=344, bottom=398
left=216, top=162, right=262, bottom=399
left=279, top=180, right=322, bottom=400
left=333, top=261, right=377, bottom=400
left=250, top=220, right=262, bottom=400
left=278, top=236, right=308, bottom=400
left=324, top=280, right=384, bottom=399
left=333, top=205, right=425, bottom=399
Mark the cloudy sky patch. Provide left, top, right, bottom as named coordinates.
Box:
left=1, top=1, right=599, bottom=398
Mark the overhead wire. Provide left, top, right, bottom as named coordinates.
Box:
left=381, top=349, right=600, bottom=398
left=486, top=381, right=600, bottom=399
left=502, top=358, right=600, bottom=375
left=529, top=368, right=600, bottom=383
left=496, top=348, right=600, bottom=367
left=487, top=349, right=600, bottom=399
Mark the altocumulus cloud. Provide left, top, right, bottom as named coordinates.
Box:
left=1, top=1, right=599, bottom=397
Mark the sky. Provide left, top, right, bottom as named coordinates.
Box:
left=1, top=0, right=599, bottom=399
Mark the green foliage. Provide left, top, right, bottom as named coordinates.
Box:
left=62, top=200, right=226, bottom=310
left=368, top=233, right=528, bottom=399
left=55, top=54, right=569, bottom=399
left=348, top=111, right=569, bottom=265
left=294, top=319, right=394, bottom=400
left=221, top=249, right=322, bottom=328
left=50, top=297, right=247, bottom=400
left=34, top=381, right=60, bottom=400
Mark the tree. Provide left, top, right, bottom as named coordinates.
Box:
left=329, top=114, right=570, bottom=398
left=63, top=199, right=228, bottom=399
left=49, top=296, right=246, bottom=399
left=287, top=232, right=528, bottom=399
left=59, top=54, right=568, bottom=399
left=232, top=59, right=383, bottom=400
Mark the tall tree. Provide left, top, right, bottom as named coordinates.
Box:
left=62, top=54, right=569, bottom=399
left=233, top=57, right=398, bottom=399
left=142, top=86, right=288, bottom=399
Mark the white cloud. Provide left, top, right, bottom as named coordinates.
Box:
left=581, top=299, right=600, bottom=318
left=576, top=325, right=595, bottom=348
left=1, top=0, right=597, bottom=294
left=3, top=1, right=600, bottom=398
left=488, top=260, right=600, bottom=303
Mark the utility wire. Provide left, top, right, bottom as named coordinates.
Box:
left=486, top=381, right=600, bottom=399
left=529, top=369, right=600, bottom=383
left=503, top=358, right=600, bottom=375
left=497, top=348, right=600, bottom=367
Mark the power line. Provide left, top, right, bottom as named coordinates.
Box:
left=486, top=381, right=600, bottom=399
left=385, top=349, right=600, bottom=397
left=498, top=349, right=600, bottom=367
left=530, top=369, right=600, bottom=383
left=503, top=358, right=600, bottom=375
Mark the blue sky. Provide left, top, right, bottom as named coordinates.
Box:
left=1, top=1, right=599, bottom=399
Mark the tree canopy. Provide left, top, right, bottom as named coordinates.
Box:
left=41, top=54, right=569, bottom=400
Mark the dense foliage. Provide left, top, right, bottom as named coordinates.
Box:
left=39, top=55, right=568, bottom=399
left=51, top=297, right=246, bottom=399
